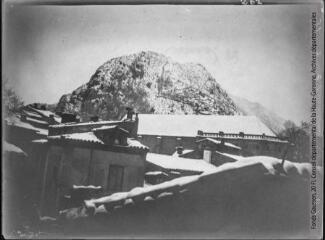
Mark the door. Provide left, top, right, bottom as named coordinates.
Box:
left=41, top=153, right=61, bottom=217
left=107, top=165, right=124, bottom=193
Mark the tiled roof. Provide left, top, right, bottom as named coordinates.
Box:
left=146, top=153, right=217, bottom=172
left=137, top=114, right=276, bottom=137
left=6, top=116, right=48, bottom=136
left=48, top=132, right=148, bottom=151
left=48, top=132, right=104, bottom=144
left=127, top=138, right=148, bottom=149
left=50, top=120, right=122, bottom=128
left=26, top=106, right=61, bottom=123
left=214, top=151, right=245, bottom=161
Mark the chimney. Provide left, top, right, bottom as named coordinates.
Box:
left=176, top=146, right=183, bottom=155
left=132, top=113, right=139, bottom=138
left=197, top=130, right=203, bottom=136
left=135, top=113, right=139, bottom=122
left=126, top=107, right=134, bottom=120
left=203, top=146, right=212, bottom=163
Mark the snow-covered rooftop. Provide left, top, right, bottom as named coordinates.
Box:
left=214, top=151, right=245, bottom=161
left=127, top=138, right=148, bottom=149
left=171, top=149, right=194, bottom=157
left=223, top=142, right=242, bottom=150
left=146, top=153, right=217, bottom=173
left=51, top=120, right=121, bottom=128
left=145, top=171, right=168, bottom=176
left=92, top=125, right=118, bottom=131
left=197, top=137, right=221, bottom=144
left=48, top=132, right=148, bottom=150
left=3, top=141, right=26, bottom=155
left=6, top=116, right=48, bottom=136
left=137, top=114, right=276, bottom=137
left=197, top=137, right=242, bottom=150
left=48, top=132, right=104, bottom=144
left=27, top=107, right=61, bottom=123
left=77, top=156, right=322, bottom=219
left=32, top=139, right=48, bottom=144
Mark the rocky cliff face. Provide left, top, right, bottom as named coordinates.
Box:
left=56, top=51, right=239, bottom=120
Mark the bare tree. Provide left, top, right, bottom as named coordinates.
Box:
left=3, top=78, right=24, bottom=117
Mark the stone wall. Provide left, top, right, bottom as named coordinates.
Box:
left=40, top=144, right=146, bottom=216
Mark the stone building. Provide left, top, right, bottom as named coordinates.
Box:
left=136, top=114, right=288, bottom=159
left=35, top=112, right=149, bottom=217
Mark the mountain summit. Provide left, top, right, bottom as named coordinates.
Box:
left=56, top=51, right=239, bottom=120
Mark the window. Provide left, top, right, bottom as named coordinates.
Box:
left=107, top=165, right=124, bottom=192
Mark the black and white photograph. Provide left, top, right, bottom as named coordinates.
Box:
left=2, top=0, right=324, bottom=238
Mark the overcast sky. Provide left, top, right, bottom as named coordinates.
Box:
left=3, top=3, right=323, bottom=124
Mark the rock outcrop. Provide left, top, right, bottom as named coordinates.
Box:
left=56, top=51, right=239, bottom=121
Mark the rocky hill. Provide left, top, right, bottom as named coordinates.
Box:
left=231, top=95, right=286, bottom=135
left=56, top=51, right=239, bottom=121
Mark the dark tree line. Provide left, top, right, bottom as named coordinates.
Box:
left=278, top=120, right=310, bottom=163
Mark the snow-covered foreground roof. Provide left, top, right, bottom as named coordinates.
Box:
left=137, top=114, right=276, bottom=137
left=146, top=153, right=217, bottom=172
left=79, top=156, right=322, bottom=218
